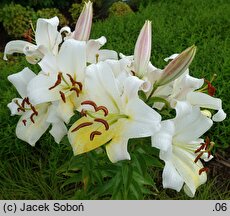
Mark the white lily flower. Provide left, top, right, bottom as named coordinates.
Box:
left=68, top=61, right=161, bottom=163
left=151, top=101, right=213, bottom=197
left=7, top=68, right=67, bottom=146
left=4, top=17, right=62, bottom=64
left=27, top=39, right=87, bottom=124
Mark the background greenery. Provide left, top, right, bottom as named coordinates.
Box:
left=0, top=0, right=229, bottom=199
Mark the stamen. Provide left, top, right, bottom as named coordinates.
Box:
left=96, top=53, right=99, bottom=63
left=204, top=80, right=216, bottom=96
left=71, top=122, right=93, bottom=132
left=96, top=106, right=109, bottom=116
left=204, top=137, right=210, bottom=150
left=131, top=70, right=136, bottom=76
left=49, top=72, right=62, bottom=90
left=30, top=105, right=38, bottom=115
left=194, top=143, right=206, bottom=153
left=22, top=119, right=27, bottom=126
left=81, top=100, right=98, bottom=111
left=21, top=97, right=30, bottom=108
left=194, top=152, right=204, bottom=163
left=70, top=87, right=80, bottom=97
left=90, top=131, right=102, bottom=141
left=199, top=167, right=209, bottom=175
left=30, top=113, right=37, bottom=123
left=80, top=109, right=87, bottom=117
left=94, top=118, right=109, bottom=130
left=59, top=91, right=66, bottom=103
left=66, top=74, right=83, bottom=91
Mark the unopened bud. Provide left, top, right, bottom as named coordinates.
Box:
left=157, top=45, right=197, bottom=86
left=134, top=20, right=152, bottom=78
left=73, top=1, right=93, bottom=41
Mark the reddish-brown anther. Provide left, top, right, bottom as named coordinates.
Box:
left=80, top=109, right=87, bottom=117
left=205, top=80, right=216, bottom=96
left=30, top=105, right=38, bottom=115
left=90, top=131, right=102, bottom=141
left=22, top=119, right=27, bottom=126
left=49, top=72, right=62, bottom=90
left=71, top=122, right=93, bottom=132
left=94, top=118, right=109, bottom=130
left=59, top=91, right=66, bottom=103
left=66, top=74, right=83, bottom=91
left=194, top=152, right=204, bottom=163
left=194, top=143, right=206, bottom=153
left=70, top=87, right=80, bottom=97
left=199, top=167, right=209, bottom=175
left=30, top=113, right=37, bottom=123
left=81, top=100, right=98, bottom=111
left=96, top=106, right=109, bottom=116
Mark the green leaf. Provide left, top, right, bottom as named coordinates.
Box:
left=138, top=90, right=147, bottom=101
left=121, top=162, right=133, bottom=198
left=61, top=173, right=82, bottom=189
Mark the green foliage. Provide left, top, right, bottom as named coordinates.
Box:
left=109, top=1, right=133, bottom=17
left=0, top=3, right=37, bottom=39
left=36, top=8, right=68, bottom=27
left=58, top=139, right=162, bottom=199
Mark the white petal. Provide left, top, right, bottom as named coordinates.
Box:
left=212, top=109, right=226, bottom=122
left=105, top=137, right=130, bottom=163
left=162, top=161, right=184, bottom=192
left=7, top=98, right=23, bottom=116
left=3, top=40, right=33, bottom=60
left=8, top=67, right=36, bottom=98
left=85, top=61, right=122, bottom=113
left=151, top=120, right=174, bottom=152
left=86, top=36, right=107, bottom=63
left=56, top=98, right=75, bottom=124
left=35, top=16, right=62, bottom=55
left=27, top=74, right=61, bottom=105
left=187, top=92, right=222, bottom=110
left=124, top=98, right=161, bottom=138
left=174, top=102, right=213, bottom=142
left=49, top=121, right=67, bottom=144
left=60, top=26, right=71, bottom=34
left=172, top=147, right=207, bottom=197
left=57, top=39, right=86, bottom=80
left=16, top=104, right=50, bottom=146
left=97, top=49, right=118, bottom=61
left=38, top=53, right=59, bottom=75
left=164, top=53, right=179, bottom=62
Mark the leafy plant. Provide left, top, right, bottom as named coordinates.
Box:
left=0, top=3, right=37, bottom=39
left=109, top=1, right=133, bottom=17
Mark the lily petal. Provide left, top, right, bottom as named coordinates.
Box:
left=35, top=16, right=62, bottom=55
left=212, top=109, right=226, bottom=122
left=3, top=40, right=33, bottom=60
left=106, top=137, right=130, bottom=163
left=16, top=104, right=50, bottom=146
left=163, top=161, right=184, bottom=192
left=57, top=39, right=86, bottom=79
left=8, top=67, right=36, bottom=98
left=7, top=98, right=23, bottom=116
left=49, top=121, right=67, bottom=144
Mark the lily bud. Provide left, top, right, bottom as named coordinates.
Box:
left=73, top=1, right=93, bottom=41
left=157, top=45, right=197, bottom=86
left=134, top=20, right=152, bottom=78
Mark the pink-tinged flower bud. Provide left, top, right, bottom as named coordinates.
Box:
left=73, top=1, right=93, bottom=41
left=134, top=20, right=152, bottom=78
left=157, top=45, right=197, bottom=86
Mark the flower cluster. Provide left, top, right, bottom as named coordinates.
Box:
left=4, top=1, right=226, bottom=197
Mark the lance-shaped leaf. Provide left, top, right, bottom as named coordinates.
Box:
left=157, top=45, right=197, bottom=86
left=134, top=20, right=152, bottom=78
left=73, top=1, right=93, bottom=41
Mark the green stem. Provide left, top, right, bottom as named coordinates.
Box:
left=146, top=84, right=159, bottom=103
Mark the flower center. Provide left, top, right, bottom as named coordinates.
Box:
left=71, top=100, right=129, bottom=141
left=48, top=72, right=83, bottom=103
left=14, top=97, right=38, bottom=126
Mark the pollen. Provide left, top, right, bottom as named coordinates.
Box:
left=199, top=167, right=209, bottom=175
left=59, top=91, right=66, bottom=103
left=71, top=122, right=93, bottom=132
left=90, top=131, right=102, bottom=141
left=81, top=100, right=98, bottom=111
left=94, top=118, right=109, bottom=130
left=49, top=72, right=62, bottom=90
left=96, top=106, right=109, bottom=116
